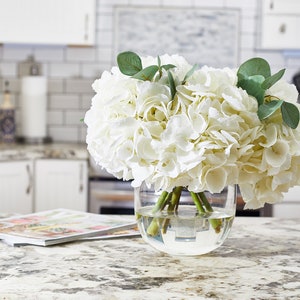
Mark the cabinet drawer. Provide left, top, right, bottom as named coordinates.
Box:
left=261, top=15, right=300, bottom=49
left=263, top=0, right=300, bottom=14
left=0, top=0, right=95, bottom=45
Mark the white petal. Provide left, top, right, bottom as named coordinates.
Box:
left=264, top=140, right=289, bottom=167
left=205, top=167, right=227, bottom=193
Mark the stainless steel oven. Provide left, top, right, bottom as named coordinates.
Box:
left=88, top=177, right=134, bottom=214
left=88, top=157, right=134, bottom=215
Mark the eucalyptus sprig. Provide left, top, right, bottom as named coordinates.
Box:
left=117, top=51, right=176, bottom=81
left=117, top=51, right=197, bottom=100
left=237, top=57, right=299, bottom=129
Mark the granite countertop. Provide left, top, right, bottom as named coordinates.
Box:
left=0, top=217, right=299, bottom=300
left=0, top=143, right=88, bottom=161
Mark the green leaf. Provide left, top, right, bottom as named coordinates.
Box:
left=157, top=56, right=161, bottom=68
left=248, top=75, right=265, bottom=84
left=167, top=70, right=176, bottom=99
left=237, top=57, right=271, bottom=82
left=161, top=64, right=176, bottom=71
left=132, top=65, right=159, bottom=81
left=281, top=102, right=300, bottom=129
left=257, top=100, right=283, bottom=120
left=238, top=78, right=265, bottom=105
left=261, top=69, right=285, bottom=90
left=117, top=51, right=142, bottom=76
left=182, top=64, right=198, bottom=84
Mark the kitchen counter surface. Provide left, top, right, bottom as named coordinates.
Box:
left=0, top=142, right=88, bottom=161
left=0, top=217, right=299, bottom=300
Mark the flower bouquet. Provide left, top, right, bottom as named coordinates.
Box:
left=85, top=51, right=300, bottom=255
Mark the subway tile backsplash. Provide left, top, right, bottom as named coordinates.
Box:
left=0, top=0, right=300, bottom=143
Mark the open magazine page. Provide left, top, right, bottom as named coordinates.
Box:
left=0, top=209, right=137, bottom=246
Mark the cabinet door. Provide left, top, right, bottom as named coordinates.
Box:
left=0, top=160, right=33, bottom=214
left=263, top=0, right=300, bottom=14
left=261, top=15, right=300, bottom=49
left=273, top=186, right=300, bottom=218
left=34, top=159, right=88, bottom=212
left=0, top=0, right=95, bottom=45
left=260, top=0, right=300, bottom=49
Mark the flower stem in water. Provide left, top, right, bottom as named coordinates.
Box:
left=146, top=190, right=170, bottom=236
left=144, top=187, right=223, bottom=236
left=197, top=192, right=222, bottom=233
left=162, top=187, right=183, bottom=233
left=190, top=192, right=205, bottom=214
left=152, top=190, right=169, bottom=213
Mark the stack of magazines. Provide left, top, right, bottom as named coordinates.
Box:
left=0, top=208, right=139, bottom=246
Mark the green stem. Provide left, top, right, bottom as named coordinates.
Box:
left=190, top=192, right=205, bottom=214
left=146, top=191, right=170, bottom=236
left=146, top=188, right=223, bottom=237
left=146, top=217, right=160, bottom=237
left=162, top=187, right=183, bottom=233
left=198, top=192, right=213, bottom=212
left=169, top=187, right=183, bottom=211
left=197, top=192, right=222, bottom=233
left=152, top=191, right=169, bottom=214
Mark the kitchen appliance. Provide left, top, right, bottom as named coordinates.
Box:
left=89, top=178, right=134, bottom=214
left=88, top=157, right=134, bottom=215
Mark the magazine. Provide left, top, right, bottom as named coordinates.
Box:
left=0, top=208, right=138, bottom=246
left=80, top=226, right=140, bottom=241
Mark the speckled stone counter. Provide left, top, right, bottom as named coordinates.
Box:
left=0, top=143, right=88, bottom=161
left=0, top=217, right=299, bottom=300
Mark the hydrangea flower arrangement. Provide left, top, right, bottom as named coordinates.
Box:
left=85, top=51, right=300, bottom=210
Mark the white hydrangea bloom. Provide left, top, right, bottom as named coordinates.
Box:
left=85, top=54, right=300, bottom=209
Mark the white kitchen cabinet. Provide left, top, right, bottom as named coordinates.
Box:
left=34, top=159, right=88, bottom=212
left=259, top=0, right=300, bottom=49
left=0, top=0, right=95, bottom=46
left=0, top=160, right=33, bottom=214
left=273, top=186, right=300, bottom=218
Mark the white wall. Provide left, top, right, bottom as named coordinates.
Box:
left=0, top=0, right=299, bottom=143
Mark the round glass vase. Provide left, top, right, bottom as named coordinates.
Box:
left=134, top=184, right=237, bottom=256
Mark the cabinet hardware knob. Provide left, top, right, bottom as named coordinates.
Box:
left=279, top=23, right=286, bottom=34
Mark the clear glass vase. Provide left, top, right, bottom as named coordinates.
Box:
left=134, top=183, right=237, bottom=256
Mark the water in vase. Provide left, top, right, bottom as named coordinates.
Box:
left=136, top=205, right=235, bottom=256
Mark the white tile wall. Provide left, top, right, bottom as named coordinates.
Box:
left=0, top=0, right=300, bottom=143
left=49, top=94, right=80, bottom=110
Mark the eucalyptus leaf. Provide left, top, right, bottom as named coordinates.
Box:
left=162, top=64, right=176, bottom=71
left=238, top=78, right=265, bottom=105
left=132, top=65, right=159, bottom=81
left=281, top=102, right=300, bottom=129
left=167, top=70, right=176, bottom=99
left=157, top=56, right=161, bottom=68
left=117, top=51, right=142, bottom=76
left=237, top=57, right=271, bottom=81
left=257, top=100, right=283, bottom=120
left=183, top=64, right=198, bottom=84
left=248, top=75, right=265, bottom=84
left=261, top=69, right=285, bottom=90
